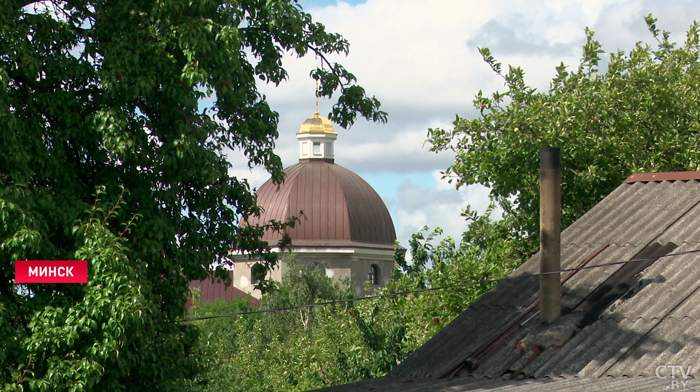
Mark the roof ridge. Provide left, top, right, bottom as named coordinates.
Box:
left=624, top=172, right=700, bottom=183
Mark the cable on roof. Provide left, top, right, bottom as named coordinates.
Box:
left=173, top=248, right=700, bottom=324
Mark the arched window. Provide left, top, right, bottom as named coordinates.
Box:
left=309, top=262, right=326, bottom=275
left=367, top=264, right=379, bottom=285
left=251, top=263, right=265, bottom=285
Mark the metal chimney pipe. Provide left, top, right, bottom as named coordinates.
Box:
left=540, top=147, right=561, bottom=324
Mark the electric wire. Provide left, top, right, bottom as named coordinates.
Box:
left=175, top=248, right=700, bottom=323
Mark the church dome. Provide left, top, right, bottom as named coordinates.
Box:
left=297, top=112, right=337, bottom=135
left=250, top=160, right=396, bottom=247
left=233, top=107, right=397, bottom=298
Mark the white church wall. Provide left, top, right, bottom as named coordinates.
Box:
left=232, top=248, right=395, bottom=298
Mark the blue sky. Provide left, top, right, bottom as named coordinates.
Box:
left=226, top=0, right=700, bottom=249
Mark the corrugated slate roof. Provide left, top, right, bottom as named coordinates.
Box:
left=315, top=375, right=685, bottom=392
left=313, top=174, right=700, bottom=391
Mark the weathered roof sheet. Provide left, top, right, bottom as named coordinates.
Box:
left=315, top=375, right=680, bottom=392
left=313, top=174, right=700, bottom=391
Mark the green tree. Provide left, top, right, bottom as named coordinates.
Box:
left=186, top=255, right=410, bottom=392
left=427, top=15, right=700, bottom=256
left=0, top=0, right=385, bottom=389
left=184, top=296, right=256, bottom=392
left=187, top=221, right=519, bottom=392
left=389, top=207, right=519, bottom=354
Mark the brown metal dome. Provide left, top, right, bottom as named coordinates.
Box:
left=249, top=160, right=396, bottom=247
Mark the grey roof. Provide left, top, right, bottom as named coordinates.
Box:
left=313, top=176, right=700, bottom=391
left=315, top=375, right=694, bottom=392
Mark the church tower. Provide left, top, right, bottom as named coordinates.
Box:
left=233, top=106, right=398, bottom=298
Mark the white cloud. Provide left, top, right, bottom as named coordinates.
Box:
left=229, top=0, right=700, bottom=254
left=592, top=0, right=700, bottom=54
left=225, top=148, right=279, bottom=190
left=339, top=127, right=452, bottom=173
left=228, top=166, right=271, bottom=191
left=394, top=174, right=495, bottom=248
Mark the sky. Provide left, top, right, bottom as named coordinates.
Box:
left=227, top=0, right=700, bottom=250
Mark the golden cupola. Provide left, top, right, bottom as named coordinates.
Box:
left=297, top=111, right=337, bottom=135
left=296, top=110, right=338, bottom=162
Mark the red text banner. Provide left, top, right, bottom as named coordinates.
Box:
left=15, top=260, right=88, bottom=283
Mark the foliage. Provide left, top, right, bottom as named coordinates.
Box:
left=388, top=207, right=519, bottom=353
left=184, top=215, right=519, bottom=392
left=427, top=15, right=700, bottom=256
left=186, top=255, right=407, bottom=392
left=2, top=193, right=198, bottom=391
left=183, top=296, right=255, bottom=392
left=1, top=0, right=384, bottom=389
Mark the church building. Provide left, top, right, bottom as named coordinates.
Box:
left=233, top=109, right=398, bottom=298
